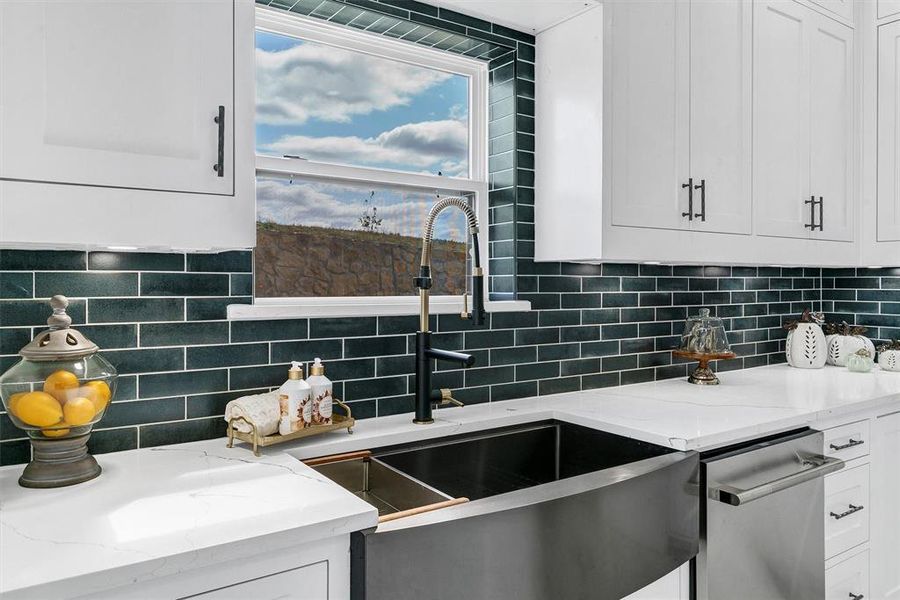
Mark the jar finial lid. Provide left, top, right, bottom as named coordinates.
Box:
left=47, top=295, right=72, bottom=330
left=19, top=296, right=99, bottom=361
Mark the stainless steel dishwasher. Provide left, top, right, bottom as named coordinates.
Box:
left=696, top=429, right=844, bottom=599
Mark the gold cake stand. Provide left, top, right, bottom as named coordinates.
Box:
left=672, top=350, right=737, bottom=385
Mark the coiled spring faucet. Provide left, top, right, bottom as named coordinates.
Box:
left=413, top=197, right=486, bottom=424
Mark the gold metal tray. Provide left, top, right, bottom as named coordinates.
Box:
left=226, top=398, right=354, bottom=457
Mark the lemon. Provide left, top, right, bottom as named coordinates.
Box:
left=6, top=391, right=26, bottom=415
left=41, top=425, right=71, bottom=438
left=62, top=396, right=95, bottom=427
left=14, top=392, right=64, bottom=427
left=43, top=370, right=80, bottom=404
left=81, top=381, right=111, bottom=413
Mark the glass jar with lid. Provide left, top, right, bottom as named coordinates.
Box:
left=0, top=295, right=117, bottom=488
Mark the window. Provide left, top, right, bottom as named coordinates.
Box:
left=252, top=8, right=489, bottom=312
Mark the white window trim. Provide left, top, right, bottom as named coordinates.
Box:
left=234, top=6, right=530, bottom=320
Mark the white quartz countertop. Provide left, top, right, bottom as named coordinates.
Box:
left=0, top=443, right=377, bottom=599
left=4, top=363, right=900, bottom=598
left=255, top=364, right=900, bottom=461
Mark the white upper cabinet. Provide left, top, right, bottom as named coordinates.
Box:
left=754, top=1, right=853, bottom=242
left=877, top=20, right=900, bottom=242
left=0, top=1, right=233, bottom=195
left=607, top=0, right=689, bottom=232
left=809, top=13, right=854, bottom=242
left=688, top=0, right=752, bottom=235
left=808, top=0, right=855, bottom=23
left=607, top=0, right=750, bottom=235
left=0, top=0, right=255, bottom=250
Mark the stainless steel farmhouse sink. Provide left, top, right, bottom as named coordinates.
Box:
left=309, top=420, right=699, bottom=600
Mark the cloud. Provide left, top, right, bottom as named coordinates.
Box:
left=256, top=40, right=452, bottom=125
left=262, top=118, right=469, bottom=176
left=257, top=178, right=468, bottom=240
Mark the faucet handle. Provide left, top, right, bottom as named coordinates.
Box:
left=437, top=388, right=464, bottom=408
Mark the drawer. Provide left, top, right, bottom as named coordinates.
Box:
left=825, top=464, right=870, bottom=559
left=826, top=549, right=869, bottom=600
left=823, top=420, right=870, bottom=462
left=180, top=561, right=328, bottom=599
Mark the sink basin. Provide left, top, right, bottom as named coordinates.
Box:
left=309, top=453, right=453, bottom=518
left=376, top=420, right=675, bottom=501
left=314, top=420, right=699, bottom=600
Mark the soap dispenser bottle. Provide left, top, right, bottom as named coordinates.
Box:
left=278, top=361, right=312, bottom=435
left=308, top=358, right=333, bottom=426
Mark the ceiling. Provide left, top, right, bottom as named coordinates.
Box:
left=429, top=0, right=600, bottom=34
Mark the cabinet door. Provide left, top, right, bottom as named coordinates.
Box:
left=871, top=411, right=900, bottom=599
left=689, top=0, right=752, bottom=235
left=878, top=21, right=900, bottom=242
left=878, top=0, right=900, bottom=20
left=825, top=549, right=869, bottom=600
left=754, top=0, right=812, bottom=239
left=0, top=1, right=234, bottom=196
left=179, top=562, right=328, bottom=600
left=608, top=0, right=690, bottom=231
left=809, top=14, right=854, bottom=242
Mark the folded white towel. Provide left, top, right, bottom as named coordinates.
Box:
left=224, top=391, right=281, bottom=436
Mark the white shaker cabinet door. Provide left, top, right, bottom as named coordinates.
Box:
left=0, top=0, right=234, bottom=196
left=809, top=13, right=854, bottom=242
left=878, top=21, right=900, bottom=242
left=871, top=411, right=900, bottom=599
left=754, top=0, right=812, bottom=239
left=607, top=0, right=690, bottom=231
left=688, top=0, right=752, bottom=235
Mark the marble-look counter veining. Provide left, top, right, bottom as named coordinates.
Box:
left=0, top=444, right=376, bottom=599
left=4, top=363, right=900, bottom=598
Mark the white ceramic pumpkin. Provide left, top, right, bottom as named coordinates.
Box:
left=879, top=348, right=900, bottom=371
left=786, top=322, right=827, bottom=369
left=826, top=334, right=876, bottom=367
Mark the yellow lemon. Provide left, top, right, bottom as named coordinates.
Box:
left=81, top=380, right=111, bottom=413
left=62, top=397, right=95, bottom=427
left=41, top=425, right=71, bottom=438
left=15, top=392, right=63, bottom=427
left=6, top=391, right=26, bottom=415
left=43, top=370, right=80, bottom=404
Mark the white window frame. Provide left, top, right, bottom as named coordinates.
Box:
left=232, top=6, right=528, bottom=320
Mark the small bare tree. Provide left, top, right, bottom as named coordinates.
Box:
left=359, top=190, right=383, bottom=232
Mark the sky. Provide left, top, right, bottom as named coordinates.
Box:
left=255, top=30, right=470, bottom=241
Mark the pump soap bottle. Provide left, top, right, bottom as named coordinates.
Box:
left=308, top=358, right=333, bottom=425
left=278, top=361, right=312, bottom=435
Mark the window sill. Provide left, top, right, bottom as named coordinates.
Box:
left=227, top=296, right=532, bottom=320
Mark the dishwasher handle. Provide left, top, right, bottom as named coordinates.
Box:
left=713, top=454, right=844, bottom=506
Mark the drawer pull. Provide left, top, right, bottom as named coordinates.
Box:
left=829, top=438, right=864, bottom=451
left=830, top=503, right=864, bottom=520
left=849, top=593, right=864, bottom=600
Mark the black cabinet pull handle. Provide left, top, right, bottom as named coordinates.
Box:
left=804, top=195, right=816, bottom=229
left=830, top=503, right=864, bottom=520
left=849, top=593, right=865, bottom=600
left=693, top=179, right=706, bottom=221
left=830, top=438, right=864, bottom=451
left=213, top=105, right=225, bottom=177
left=818, top=196, right=824, bottom=231
left=682, top=178, right=694, bottom=220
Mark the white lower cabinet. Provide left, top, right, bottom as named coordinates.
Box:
left=182, top=562, right=328, bottom=600
left=826, top=548, right=869, bottom=600
left=871, top=411, right=900, bottom=599
left=76, top=535, right=349, bottom=600
left=824, top=463, right=870, bottom=560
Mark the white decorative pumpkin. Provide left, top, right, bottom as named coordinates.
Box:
left=786, top=323, right=827, bottom=369
left=826, top=334, right=876, bottom=367
left=879, top=348, right=900, bottom=372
